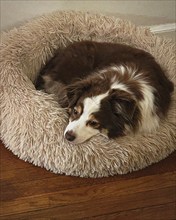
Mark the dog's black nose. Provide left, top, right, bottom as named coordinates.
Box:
left=65, top=131, right=76, bottom=142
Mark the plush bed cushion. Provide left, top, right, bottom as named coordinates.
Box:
left=0, top=11, right=175, bottom=177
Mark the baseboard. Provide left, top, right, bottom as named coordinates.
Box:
left=149, top=23, right=176, bottom=33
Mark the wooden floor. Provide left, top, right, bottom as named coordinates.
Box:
left=0, top=141, right=175, bottom=220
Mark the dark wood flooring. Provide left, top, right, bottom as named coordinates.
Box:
left=0, top=141, right=176, bottom=220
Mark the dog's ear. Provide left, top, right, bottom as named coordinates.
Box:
left=110, top=89, right=137, bottom=121
left=66, top=81, right=91, bottom=108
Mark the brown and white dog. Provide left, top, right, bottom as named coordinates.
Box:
left=36, top=41, right=174, bottom=144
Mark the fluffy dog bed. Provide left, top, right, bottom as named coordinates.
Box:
left=0, top=11, right=175, bottom=177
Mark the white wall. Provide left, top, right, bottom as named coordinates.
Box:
left=1, top=0, right=176, bottom=31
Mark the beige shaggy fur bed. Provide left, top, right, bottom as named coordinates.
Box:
left=0, top=11, right=175, bottom=177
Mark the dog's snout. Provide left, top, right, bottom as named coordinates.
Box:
left=65, top=130, right=76, bottom=142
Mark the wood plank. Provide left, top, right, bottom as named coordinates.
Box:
left=85, top=202, right=176, bottom=220
left=0, top=167, right=55, bottom=184
left=1, top=171, right=175, bottom=202
left=0, top=187, right=175, bottom=219
left=1, top=172, right=175, bottom=216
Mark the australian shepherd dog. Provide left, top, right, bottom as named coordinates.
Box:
left=36, top=41, right=174, bottom=144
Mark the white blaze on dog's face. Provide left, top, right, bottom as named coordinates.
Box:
left=64, top=93, right=108, bottom=144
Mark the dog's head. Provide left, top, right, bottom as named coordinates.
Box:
left=64, top=76, right=138, bottom=144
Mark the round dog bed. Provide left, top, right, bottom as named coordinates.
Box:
left=0, top=11, right=175, bottom=177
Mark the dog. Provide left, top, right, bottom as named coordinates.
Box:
left=36, top=41, right=174, bottom=144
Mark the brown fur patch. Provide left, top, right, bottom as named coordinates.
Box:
left=69, top=104, right=83, bottom=121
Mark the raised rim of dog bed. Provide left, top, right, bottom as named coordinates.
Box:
left=0, top=11, right=176, bottom=177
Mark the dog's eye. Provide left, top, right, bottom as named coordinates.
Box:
left=88, top=120, right=99, bottom=127
left=73, top=108, right=78, bottom=115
